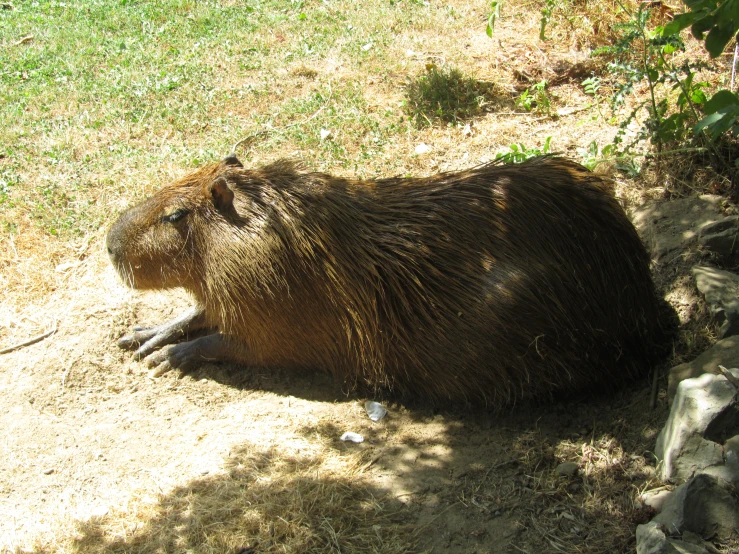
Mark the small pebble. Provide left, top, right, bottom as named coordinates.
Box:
left=340, top=432, right=364, bottom=443
left=556, top=461, right=579, bottom=478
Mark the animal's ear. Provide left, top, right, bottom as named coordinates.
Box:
left=209, top=177, right=235, bottom=212
left=223, top=154, right=243, bottom=168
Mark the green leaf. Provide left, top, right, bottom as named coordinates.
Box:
left=691, top=13, right=716, bottom=39
left=717, top=0, right=739, bottom=26
left=486, top=1, right=500, bottom=38
left=694, top=105, right=739, bottom=138
left=691, top=89, right=708, bottom=104
left=705, top=23, right=737, bottom=57
left=704, top=89, right=739, bottom=114
left=662, top=11, right=703, bottom=36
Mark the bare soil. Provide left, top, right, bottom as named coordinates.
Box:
left=1, top=238, right=684, bottom=553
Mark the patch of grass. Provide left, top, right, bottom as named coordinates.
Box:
left=405, top=65, right=492, bottom=127
left=58, top=443, right=414, bottom=554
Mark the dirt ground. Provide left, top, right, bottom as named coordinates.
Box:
left=1, top=224, right=687, bottom=553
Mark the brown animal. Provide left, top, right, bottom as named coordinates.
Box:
left=107, top=155, right=669, bottom=407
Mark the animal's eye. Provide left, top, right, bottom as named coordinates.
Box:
left=162, top=208, right=189, bottom=224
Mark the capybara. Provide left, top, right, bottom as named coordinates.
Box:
left=107, top=155, right=669, bottom=407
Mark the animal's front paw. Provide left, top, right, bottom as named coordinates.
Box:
left=143, top=340, right=204, bottom=377
left=117, top=306, right=208, bottom=360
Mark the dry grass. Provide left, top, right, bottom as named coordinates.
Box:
left=447, top=395, right=669, bottom=554
left=44, top=443, right=414, bottom=554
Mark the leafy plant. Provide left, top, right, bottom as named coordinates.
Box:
left=516, top=80, right=550, bottom=114
left=486, top=1, right=501, bottom=37
left=577, top=140, right=615, bottom=171
left=663, top=0, right=738, bottom=58
left=595, top=2, right=706, bottom=159
left=661, top=0, right=739, bottom=142
left=581, top=76, right=600, bottom=96
left=495, top=136, right=552, bottom=163
left=694, top=89, right=739, bottom=139
left=540, top=0, right=556, bottom=40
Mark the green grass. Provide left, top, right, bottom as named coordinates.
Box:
left=1, top=0, right=720, bottom=289
left=0, top=0, right=445, bottom=239
left=405, top=64, right=493, bottom=126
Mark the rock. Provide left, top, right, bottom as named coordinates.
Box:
left=656, top=367, right=739, bottom=482
left=632, top=195, right=724, bottom=262
left=720, top=434, right=739, bottom=488
left=667, top=336, right=739, bottom=401
left=654, top=473, right=739, bottom=542
left=667, top=435, right=725, bottom=483
left=641, top=488, right=675, bottom=513
left=555, top=461, right=579, bottom=478
left=636, top=521, right=708, bottom=554
left=636, top=521, right=669, bottom=554
left=698, top=216, right=739, bottom=264
left=692, top=266, right=739, bottom=338
left=681, top=473, right=739, bottom=540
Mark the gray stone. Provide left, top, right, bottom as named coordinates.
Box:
left=654, top=474, right=739, bottom=541
left=555, top=461, right=579, bottom=478
left=726, top=435, right=739, bottom=455
left=692, top=266, right=739, bottom=339
left=702, top=434, right=739, bottom=488
left=632, top=195, right=724, bottom=261
left=636, top=521, right=708, bottom=554
left=682, top=473, right=739, bottom=540
left=669, top=435, right=725, bottom=483
left=641, top=488, right=675, bottom=513
left=667, top=336, right=739, bottom=401
left=698, top=216, right=739, bottom=264
left=654, top=482, right=687, bottom=534
left=670, top=540, right=710, bottom=554
left=657, top=368, right=739, bottom=482
left=636, top=522, right=673, bottom=554
left=723, top=435, right=739, bottom=488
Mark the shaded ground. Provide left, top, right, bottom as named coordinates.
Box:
left=1, top=245, right=677, bottom=553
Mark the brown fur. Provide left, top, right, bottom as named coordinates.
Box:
left=107, top=156, right=670, bottom=407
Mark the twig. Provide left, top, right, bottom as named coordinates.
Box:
left=650, top=367, right=660, bottom=410
left=12, top=34, right=32, bottom=46
left=718, top=365, right=739, bottom=391
left=231, top=82, right=334, bottom=155
left=0, top=322, right=57, bottom=354
left=732, top=42, right=739, bottom=91
left=358, top=450, right=384, bottom=474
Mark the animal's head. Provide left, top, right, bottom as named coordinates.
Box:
left=106, top=155, right=243, bottom=290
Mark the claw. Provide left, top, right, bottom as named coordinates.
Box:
left=150, top=362, right=172, bottom=378
left=117, top=306, right=209, bottom=360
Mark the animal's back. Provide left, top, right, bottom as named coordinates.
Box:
left=110, top=155, right=669, bottom=407
left=309, top=157, right=664, bottom=405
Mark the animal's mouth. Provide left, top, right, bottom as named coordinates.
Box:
left=111, top=262, right=136, bottom=289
